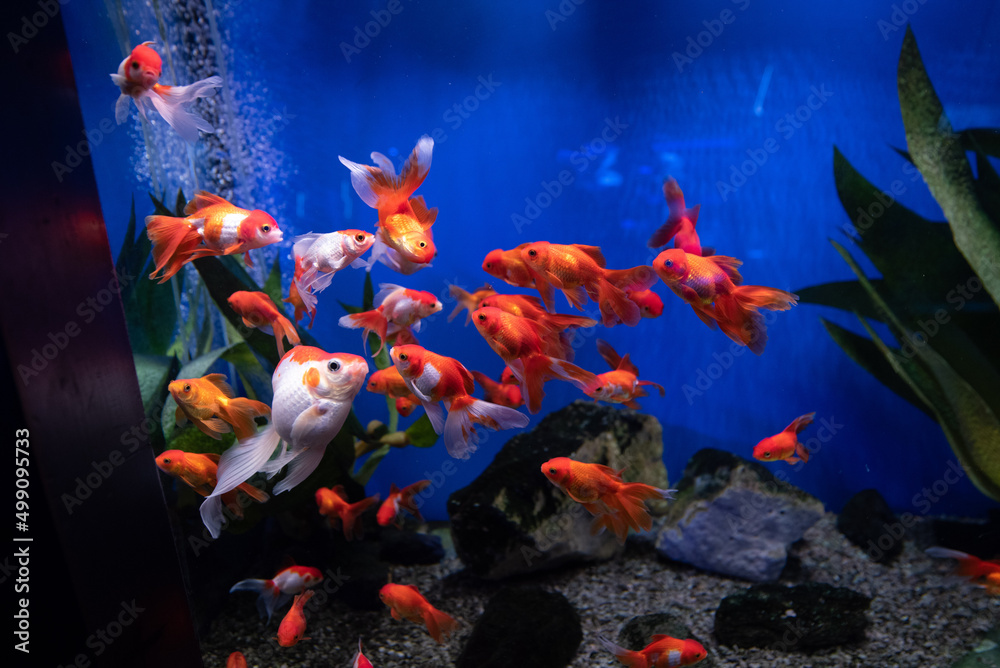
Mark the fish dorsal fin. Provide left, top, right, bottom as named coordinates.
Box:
left=595, top=339, right=623, bottom=371
left=203, top=452, right=221, bottom=464
left=203, top=373, right=234, bottom=397
left=687, top=203, right=701, bottom=227
left=374, top=283, right=404, bottom=306
left=389, top=483, right=401, bottom=495
left=404, top=584, right=422, bottom=594
left=650, top=634, right=677, bottom=642
left=573, top=244, right=606, bottom=267
left=185, top=191, right=231, bottom=216
left=409, top=195, right=438, bottom=230
left=617, top=352, right=640, bottom=376
left=332, top=484, right=347, bottom=497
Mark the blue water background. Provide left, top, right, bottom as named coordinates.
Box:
left=61, top=0, right=1000, bottom=521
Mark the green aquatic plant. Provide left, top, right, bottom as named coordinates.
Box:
left=798, top=27, right=1000, bottom=502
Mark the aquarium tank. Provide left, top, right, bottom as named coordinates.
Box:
left=3, top=0, right=999, bottom=666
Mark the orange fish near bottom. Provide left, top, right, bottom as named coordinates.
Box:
left=752, top=413, right=816, bottom=465
left=379, top=583, right=458, bottom=644
left=226, top=652, right=248, bottom=668
left=599, top=634, right=707, bottom=667
left=926, top=547, right=1000, bottom=594
left=276, top=590, right=314, bottom=647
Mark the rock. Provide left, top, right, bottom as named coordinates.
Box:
left=655, top=448, right=824, bottom=582
left=836, top=488, right=904, bottom=564
left=714, top=582, right=871, bottom=651
left=951, top=625, right=1000, bottom=667
left=448, top=401, right=669, bottom=579
left=617, top=612, right=717, bottom=667
left=327, top=539, right=387, bottom=611
left=378, top=530, right=445, bottom=565
left=456, top=586, right=581, bottom=668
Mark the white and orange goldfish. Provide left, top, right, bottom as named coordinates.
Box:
left=111, top=41, right=222, bottom=142
left=291, top=229, right=376, bottom=317
left=146, top=191, right=283, bottom=283
left=339, top=284, right=442, bottom=356
left=201, top=347, right=368, bottom=537
left=168, top=374, right=270, bottom=441
left=353, top=638, right=374, bottom=668
left=230, top=565, right=323, bottom=622
left=599, top=633, right=708, bottom=667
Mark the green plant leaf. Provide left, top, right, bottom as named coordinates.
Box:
left=149, top=192, right=175, bottom=217
left=405, top=414, right=439, bottom=448
left=363, top=270, right=375, bottom=310
left=134, top=353, right=178, bottom=417
left=898, top=26, right=1000, bottom=308
left=263, top=253, right=284, bottom=309
left=796, top=279, right=889, bottom=321
left=196, top=294, right=215, bottom=356
left=174, top=187, right=187, bottom=217
left=962, top=128, right=1000, bottom=158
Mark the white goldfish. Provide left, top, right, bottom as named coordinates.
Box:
left=291, top=230, right=376, bottom=314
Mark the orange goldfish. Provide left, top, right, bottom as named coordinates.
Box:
left=231, top=565, right=322, bottom=621
left=478, top=293, right=598, bottom=331
left=228, top=291, right=301, bottom=358
left=752, top=413, right=816, bottom=464
left=226, top=651, right=248, bottom=668
left=926, top=547, right=1000, bottom=593
left=627, top=289, right=664, bottom=319
left=390, top=344, right=529, bottom=458
left=376, top=480, right=432, bottom=526
left=471, top=370, right=524, bottom=409
left=168, top=373, right=270, bottom=441
left=291, top=229, right=376, bottom=318
left=367, top=367, right=419, bottom=401
left=576, top=339, right=664, bottom=409
left=599, top=633, right=707, bottom=668
left=472, top=307, right=594, bottom=414
left=315, top=485, right=380, bottom=540
left=647, top=177, right=705, bottom=256
left=482, top=244, right=555, bottom=309
left=520, top=242, right=650, bottom=327
left=353, top=638, right=374, bottom=668
left=154, top=449, right=268, bottom=520
left=339, top=284, right=442, bottom=356
left=448, top=283, right=496, bottom=325
left=276, top=590, right=314, bottom=647
left=652, top=249, right=797, bottom=355
left=285, top=256, right=315, bottom=327
left=339, top=136, right=437, bottom=269
left=541, top=457, right=675, bottom=543
left=146, top=191, right=283, bottom=282
left=110, top=41, right=222, bottom=143
left=395, top=396, right=419, bottom=417
left=379, top=583, right=458, bottom=644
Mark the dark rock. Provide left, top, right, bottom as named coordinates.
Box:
left=714, top=583, right=871, bottom=651
left=656, top=449, right=824, bottom=582
left=456, top=586, right=581, bottom=668
left=378, top=531, right=445, bottom=565
left=617, top=613, right=717, bottom=667
left=328, top=539, right=387, bottom=611
left=836, top=489, right=904, bottom=564
left=448, top=401, right=669, bottom=579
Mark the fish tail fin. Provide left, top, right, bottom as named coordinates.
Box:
left=338, top=309, right=388, bottom=355
left=515, top=355, right=580, bottom=414
left=344, top=495, right=381, bottom=540
left=597, top=276, right=640, bottom=327
left=339, top=136, right=433, bottom=211
left=597, top=635, right=649, bottom=668
left=714, top=296, right=768, bottom=355
left=273, top=444, right=327, bottom=495
left=148, top=77, right=222, bottom=143
left=270, top=313, right=301, bottom=358
left=283, top=284, right=308, bottom=325
left=608, top=481, right=677, bottom=534
left=219, top=398, right=271, bottom=441
left=211, top=424, right=282, bottom=501
left=925, top=547, right=989, bottom=578
left=794, top=440, right=810, bottom=464
left=146, top=215, right=201, bottom=283
left=444, top=395, right=529, bottom=458
left=423, top=606, right=458, bottom=644
left=786, top=412, right=816, bottom=435
left=732, top=285, right=799, bottom=311
left=235, top=481, right=269, bottom=504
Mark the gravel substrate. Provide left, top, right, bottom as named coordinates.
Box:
left=200, top=513, right=999, bottom=667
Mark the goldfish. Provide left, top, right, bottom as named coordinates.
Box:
left=168, top=373, right=270, bottom=441
left=110, top=41, right=222, bottom=143
left=367, top=367, right=419, bottom=402
left=146, top=191, right=283, bottom=283
left=652, top=248, right=797, bottom=355
left=230, top=565, right=323, bottom=622
left=390, top=344, right=529, bottom=458
left=291, top=230, right=376, bottom=317
left=339, top=136, right=438, bottom=268
left=395, top=396, right=419, bottom=417
left=471, top=370, right=524, bottom=409
left=541, top=457, right=675, bottom=543
left=285, top=256, right=315, bottom=327
left=647, top=177, right=705, bottom=256
left=482, top=244, right=556, bottom=310
left=228, top=291, right=301, bottom=358
left=202, top=347, right=368, bottom=537
left=577, top=339, right=665, bottom=409
left=926, top=547, right=1000, bottom=593
left=339, top=284, right=442, bottom=356
left=472, top=307, right=594, bottom=414
left=353, top=639, right=374, bottom=668
left=379, top=583, right=458, bottom=644
left=598, top=634, right=707, bottom=668
left=154, top=449, right=268, bottom=519
left=752, top=413, right=816, bottom=464
left=276, top=590, right=314, bottom=647
left=627, top=289, right=664, bottom=319
left=520, top=242, right=654, bottom=327
left=479, top=293, right=599, bottom=331
left=376, top=480, right=432, bottom=526
left=226, top=652, right=248, bottom=668
left=315, top=485, right=380, bottom=540
left=448, top=283, right=496, bottom=325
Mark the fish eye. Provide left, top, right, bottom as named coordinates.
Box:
left=355, top=233, right=365, bottom=241
left=162, top=458, right=171, bottom=464
left=183, top=384, right=191, bottom=392
left=664, top=259, right=673, bottom=267
left=477, top=313, right=486, bottom=321
left=262, top=224, right=271, bottom=232
left=398, top=353, right=408, bottom=361
left=763, top=452, right=771, bottom=458
left=131, top=61, right=139, bottom=69
left=418, top=241, right=426, bottom=248
left=548, top=467, right=557, bottom=474
left=485, top=262, right=492, bottom=269
left=328, top=360, right=341, bottom=371
left=528, top=249, right=537, bottom=257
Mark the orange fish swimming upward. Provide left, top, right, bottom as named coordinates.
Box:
left=154, top=449, right=268, bottom=520
left=379, top=583, right=458, bottom=644
left=276, top=590, right=314, bottom=647
left=339, top=284, right=442, bottom=356
left=226, top=651, right=248, bottom=668
left=647, top=177, right=705, bottom=256
left=926, top=547, right=1000, bottom=594
left=448, top=283, right=497, bottom=325
left=228, top=291, right=301, bottom=358
left=315, top=485, right=380, bottom=540
left=110, top=41, right=222, bottom=142
left=146, top=191, right=283, bottom=283
left=230, top=564, right=323, bottom=622
left=599, top=633, right=708, bottom=668
left=752, top=413, right=816, bottom=465
left=168, top=373, right=270, bottom=441
left=376, top=480, right=432, bottom=527
left=339, top=136, right=437, bottom=271
left=285, top=256, right=314, bottom=327
left=575, top=339, right=665, bottom=409
left=541, top=457, right=675, bottom=543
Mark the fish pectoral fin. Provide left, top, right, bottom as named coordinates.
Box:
left=174, top=406, right=188, bottom=426
left=200, top=417, right=233, bottom=434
